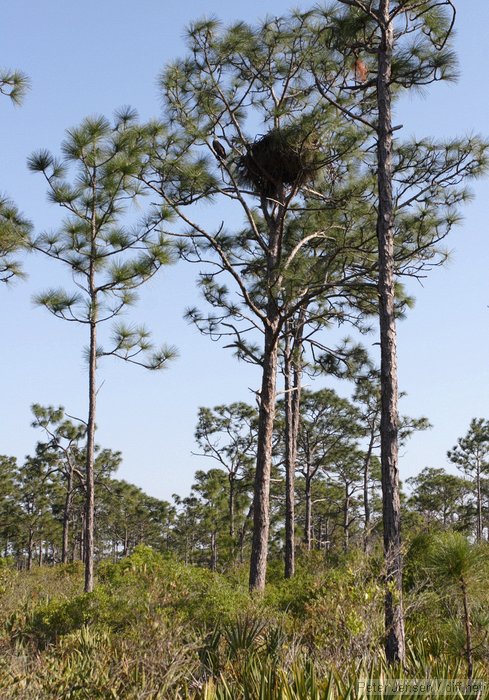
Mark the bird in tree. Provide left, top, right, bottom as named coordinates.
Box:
left=212, top=137, right=226, bottom=160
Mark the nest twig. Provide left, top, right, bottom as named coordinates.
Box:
left=236, top=124, right=323, bottom=197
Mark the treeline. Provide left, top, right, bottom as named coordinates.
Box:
left=2, top=400, right=487, bottom=572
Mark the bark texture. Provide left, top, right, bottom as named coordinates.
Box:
left=84, top=313, right=97, bottom=593
left=376, top=0, right=406, bottom=665
left=304, top=476, right=312, bottom=551
left=84, top=207, right=98, bottom=593
left=61, top=467, right=73, bottom=564
left=362, top=425, right=377, bottom=553
left=249, top=319, right=280, bottom=592
left=283, top=324, right=302, bottom=578
left=249, top=194, right=283, bottom=593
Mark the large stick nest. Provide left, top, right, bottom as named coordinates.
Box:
left=236, top=123, right=323, bottom=197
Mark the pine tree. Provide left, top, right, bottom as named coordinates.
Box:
left=143, top=16, right=382, bottom=592
left=194, top=403, right=257, bottom=543
left=306, top=0, right=489, bottom=663
left=448, top=419, right=489, bottom=543
left=28, top=110, right=176, bottom=591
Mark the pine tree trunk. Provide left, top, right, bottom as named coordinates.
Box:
left=283, top=327, right=302, bottom=579
left=363, top=433, right=375, bottom=553
left=27, top=530, right=33, bottom=571
left=249, top=317, right=280, bottom=592
left=284, top=336, right=295, bottom=578
left=210, top=530, right=217, bottom=572
left=304, top=477, right=312, bottom=551
left=61, top=468, right=73, bottom=564
left=239, top=503, right=253, bottom=564
left=79, top=511, right=85, bottom=563
left=248, top=189, right=285, bottom=593
left=229, top=474, right=235, bottom=540
left=476, top=465, right=482, bottom=543
left=377, top=0, right=406, bottom=665
left=461, top=578, right=473, bottom=680
left=84, top=290, right=98, bottom=593
left=70, top=536, right=76, bottom=562
left=318, top=517, right=323, bottom=550
left=343, top=489, right=350, bottom=553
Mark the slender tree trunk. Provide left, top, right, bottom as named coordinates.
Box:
left=210, top=530, right=217, bottom=572
left=249, top=190, right=285, bottom=593
left=84, top=170, right=100, bottom=594
left=61, top=468, right=73, bottom=564
left=283, top=325, right=302, bottom=579
left=84, top=293, right=98, bottom=593
left=377, top=0, right=406, bottom=665
left=304, top=476, right=312, bottom=551
left=229, top=474, right=235, bottom=539
left=476, top=465, right=482, bottom=543
left=317, top=517, right=323, bottom=550
left=249, top=317, right=280, bottom=592
left=38, top=540, right=43, bottom=567
left=27, top=530, right=33, bottom=571
left=461, top=578, right=473, bottom=680
left=239, top=503, right=253, bottom=564
left=343, top=489, right=350, bottom=553
left=363, top=432, right=375, bottom=553
left=284, top=333, right=295, bottom=578
left=70, top=536, right=76, bottom=562
left=79, top=511, right=85, bottom=563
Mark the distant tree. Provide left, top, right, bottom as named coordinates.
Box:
left=192, top=469, right=231, bottom=571
left=98, top=479, right=173, bottom=558
left=15, top=455, right=52, bottom=569
left=351, top=357, right=430, bottom=550
left=30, top=404, right=86, bottom=563
left=28, top=111, right=176, bottom=591
left=293, top=389, right=362, bottom=551
left=295, top=476, right=344, bottom=552
left=0, top=455, right=21, bottom=557
left=407, top=467, right=469, bottom=529
left=172, top=493, right=202, bottom=565
left=327, top=449, right=368, bottom=553
left=448, top=419, right=489, bottom=543
left=171, top=469, right=231, bottom=569
left=194, top=403, right=257, bottom=542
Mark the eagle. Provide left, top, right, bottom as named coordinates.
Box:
left=212, top=138, right=226, bottom=160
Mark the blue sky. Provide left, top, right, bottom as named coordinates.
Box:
left=1, top=1, right=488, bottom=501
